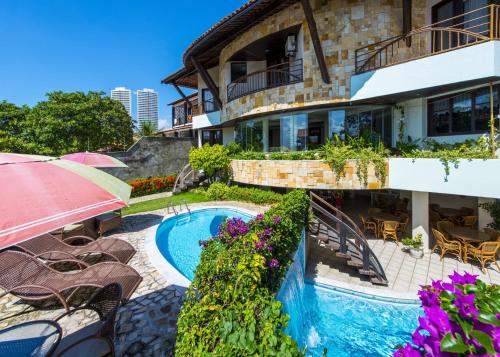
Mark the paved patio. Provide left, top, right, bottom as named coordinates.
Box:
left=0, top=200, right=266, bottom=356
left=307, top=236, right=500, bottom=300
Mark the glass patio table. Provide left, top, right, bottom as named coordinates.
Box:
left=0, top=320, right=62, bottom=357
left=444, top=226, right=491, bottom=263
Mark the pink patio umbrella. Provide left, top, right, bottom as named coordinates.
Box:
left=0, top=153, right=131, bottom=249
left=60, top=152, right=127, bottom=168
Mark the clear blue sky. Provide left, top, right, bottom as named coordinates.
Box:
left=0, top=0, right=247, bottom=129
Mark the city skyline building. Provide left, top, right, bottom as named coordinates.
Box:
left=110, top=87, right=132, bottom=116
left=137, top=88, right=159, bottom=129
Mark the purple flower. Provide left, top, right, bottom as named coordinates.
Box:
left=394, top=343, right=421, bottom=357
left=268, top=258, right=280, bottom=269
left=254, top=239, right=266, bottom=252
left=267, top=245, right=273, bottom=252
left=418, top=287, right=441, bottom=307
left=454, top=293, right=479, bottom=319
left=199, top=240, right=208, bottom=248
left=256, top=213, right=264, bottom=221
left=449, top=271, right=478, bottom=286
left=272, top=215, right=282, bottom=225
left=419, top=306, right=452, bottom=338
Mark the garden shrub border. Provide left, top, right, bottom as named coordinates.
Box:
left=205, top=182, right=283, bottom=205
left=175, top=190, right=309, bottom=356
left=127, top=174, right=176, bottom=198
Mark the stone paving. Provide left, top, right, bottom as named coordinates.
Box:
left=0, top=201, right=266, bottom=356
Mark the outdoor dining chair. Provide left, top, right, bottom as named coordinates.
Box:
left=462, top=216, right=478, bottom=228
left=437, top=221, right=454, bottom=238
left=381, top=221, right=399, bottom=244
left=464, top=241, right=500, bottom=272
left=431, top=228, right=462, bottom=261
left=0, top=251, right=142, bottom=312
left=15, top=233, right=136, bottom=265
left=53, top=283, right=122, bottom=357
left=359, top=214, right=377, bottom=237
left=397, top=213, right=409, bottom=234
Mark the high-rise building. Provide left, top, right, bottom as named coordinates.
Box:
left=137, top=88, right=159, bottom=129
left=110, top=87, right=132, bottom=116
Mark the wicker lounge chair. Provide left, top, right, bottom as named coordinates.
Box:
left=0, top=251, right=142, bottom=311
left=15, top=234, right=135, bottom=264
left=53, top=283, right=122, bottom=357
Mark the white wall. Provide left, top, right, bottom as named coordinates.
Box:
left=198, top=66, right=220, bottom=94
left=389, top=158, right=500, bottom=199
left=192, top=111, right=221, bottom=129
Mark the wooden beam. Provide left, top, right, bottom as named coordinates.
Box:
left=173, top=83, right=192, bottom=109
left=190, top=57, right=222, bottom=110
left=300, top=0, right=330, bottom=84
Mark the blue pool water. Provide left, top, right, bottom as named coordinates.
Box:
left=155, top=208, right=253, bottom=280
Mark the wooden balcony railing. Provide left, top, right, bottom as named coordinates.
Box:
left=227, top=59, right=303, bottom=102
left=355, top=4, right=500, bottom=74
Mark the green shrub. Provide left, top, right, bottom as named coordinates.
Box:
left=175, top=190, right=309, bottom=356
left=231, top=150, right=267, bottom=160
left=189, top=144, right=230, bottom=179
left=206, top=183, right=282, bottom=205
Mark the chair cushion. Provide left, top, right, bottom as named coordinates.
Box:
left=53, top=322, right=111, bottom=357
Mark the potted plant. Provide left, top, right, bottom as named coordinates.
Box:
left=402, top=233, right=423, bottom=258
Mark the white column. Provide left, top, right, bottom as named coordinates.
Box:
left=478, top=197, right=495, bottom=230
left=197, top=129, right=202, bottom=147
left=262, top=119, right=269, bottom=152
left=412, top=191, right=430, bottom=252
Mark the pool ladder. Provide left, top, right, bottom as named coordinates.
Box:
left=166, top=200, right=191, bottom=215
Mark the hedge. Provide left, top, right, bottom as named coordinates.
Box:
left=127, top=175, right=176, bottom=198
left=206, top=182, right=283, bottom=205
left=175, top=190, right=309, bottom=356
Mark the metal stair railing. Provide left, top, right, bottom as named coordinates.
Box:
left=173, top=163, right=198, bottom=193
left=310, top=192, right=388, bottom=285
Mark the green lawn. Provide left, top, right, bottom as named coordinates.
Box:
left=122, top=192, right=209, bottom=216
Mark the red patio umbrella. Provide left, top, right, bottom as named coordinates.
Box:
left=0, top=153, right=131, bottom=249
left=60, top=152, right=127, bottom=168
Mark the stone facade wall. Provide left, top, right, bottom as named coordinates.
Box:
left=219, top=0, right=426, bottom=122
left=231, top=159, right=388, bottom=190
left=102, top=137, right=196, bottom=181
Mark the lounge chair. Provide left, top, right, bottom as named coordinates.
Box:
left=15, top=234, right=136, bottom=264
left=53, top=283, right=122, bottom=357
left=0, top=251, right=142, bottom=311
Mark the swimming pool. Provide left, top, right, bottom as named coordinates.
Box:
left=155, top=207, right=254, bottom=280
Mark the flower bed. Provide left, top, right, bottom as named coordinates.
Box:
left=175, top=190, right=309, bottom=356
left=395, top=272, right=500, bottom=356
left=127, top=175, right=176, bottom=198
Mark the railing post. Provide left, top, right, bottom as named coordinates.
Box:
left=362, top=245, right=370, bottom=272
left=490, top=4, right=494, bottom=39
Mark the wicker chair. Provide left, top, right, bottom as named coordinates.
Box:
left=53, top=283, right=122, bottom=357
left=462, top=216, right=478, bottom=228
left=464, top=241, right=500, bottom=272
left=0, top=251, right=142, bottom=311
left=437, top=220, right=455, bottom=238
left=398, top=213, right=409, bottom=233
left=359, top=214, right=377, bottom=237
left=431, top=228, right=462, bottom=261
left=382, top=221, right=399, bottom=244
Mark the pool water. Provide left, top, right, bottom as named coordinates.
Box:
left=155, top=208, right=253, bottom=280
left=292, top=283, right=421, bottom=356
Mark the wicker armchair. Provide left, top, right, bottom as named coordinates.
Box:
left=359, top=214, right=377, bottom=237
left=462, top=216, right=478, bottom=228
left=431, top=228, right=462, bottom=261
left=464, top=241, right=500, bottom=272
left=437, top=221, right=455, bottom=238
left=398, top=213, right=409, bottom=234
left=382, top=221, right=399, bottom=244
left=54, top=283, right=122, bottom=356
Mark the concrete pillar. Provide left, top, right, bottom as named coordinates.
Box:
left=197, top=129, right=202, bottom=147
left=262, top=119, right=269, bottom=152
left=478, top=197, right=495, bottom=230
left=412, top=191, right=430, bottom=251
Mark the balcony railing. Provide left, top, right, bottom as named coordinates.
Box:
left=172, top=103, right=198, bottom=127
left=355, top=4, right=500, bottom=74
left=227, top=59, right=303, bottom=102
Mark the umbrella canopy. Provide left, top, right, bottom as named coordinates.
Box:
left=60, top=152, right=127, bottom=168
left=0, top=153, right=131, bottom=249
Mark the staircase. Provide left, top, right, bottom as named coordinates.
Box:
left=172, top=163, right=204, bottom=194
left=309, top=192, right=388, bottom=286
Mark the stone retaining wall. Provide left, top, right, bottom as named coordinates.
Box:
left=102, top=137, right=196, bottom=181
left=231, top=159, right=388, bottom=190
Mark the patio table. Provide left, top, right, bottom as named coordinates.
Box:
left=0, top=320, right=62, bottom=357
left=444, top=226, right=491, bottom=263
left=370, top=212, right=400, bottom=238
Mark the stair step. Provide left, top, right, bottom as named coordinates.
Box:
left=358, top=269, right=375, bottom=277
left=316, top=233, right=330, bottom=242
left=326, top=241, right=340, bottom=251
left=335, top=252, right=350, bottom=259
left=371, top=277, right=389, bottom=286
left=347, top=257, right=363, bottom=268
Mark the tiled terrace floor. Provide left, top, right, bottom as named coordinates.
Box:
left=307, top=236, right=500, bottom=299
left=0, top=201, right=266, bottom=356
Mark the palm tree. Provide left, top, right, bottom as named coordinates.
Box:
left=137, top=121, right=156, bottom=137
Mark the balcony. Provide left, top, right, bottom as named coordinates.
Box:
left=355, top=4, right=500, bottom=74
left=226, top=59, right=303, bottom=102
left=172, top=103, right=198, bottom=127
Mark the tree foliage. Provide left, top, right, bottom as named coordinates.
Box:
left=0, top=91, right=134, bottom=155
left=189, top=144, right=230, bottom=179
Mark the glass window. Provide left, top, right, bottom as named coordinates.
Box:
left=235, top=119, right=263, bottom=151
left=268, top=118, right=281, bottom=152
left=359, top=111, right=372, bottom=138
left=280, top=114, right=308, bottom=152
left=328, top=110, right=346, bottom=140
left=452, top=93, right=472, bottom=133
left=475, top=87, right=498, bottom=131
left=429, top=98, right=450, bottom=135
left=202, top=89, right=216, bottom=113
left=201, top=130, right=223, bottom=146
left=345, top=113, right=359, bottom=137
left=231, top=62, right=247, bottom=83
